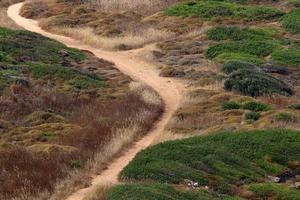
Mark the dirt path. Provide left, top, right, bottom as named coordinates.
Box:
left=8, top=3, right=184, bottom=200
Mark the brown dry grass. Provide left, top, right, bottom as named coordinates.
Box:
left=0, top=0, right=22, bottom=29
left=42, top=26, right=174, bottom=50
left=89, top=0, right=182, bottom=15
left=0, top=82, right=163, bottom=200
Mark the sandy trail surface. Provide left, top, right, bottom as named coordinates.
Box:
left=8, top=3, right=184, bottom=200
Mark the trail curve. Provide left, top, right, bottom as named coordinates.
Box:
left=8, top=3, right=184, bottom=200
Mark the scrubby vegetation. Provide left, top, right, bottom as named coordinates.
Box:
left=7, top=0, right=300, bottom=199
left=0, top=27, right=163, bottom=199
left=281, top=8, right=300, bottom=33
left=166, top=0, right=283, bottom=21
left=224, top=69, right=293, bottom=97
left=105, top=183, right=239, bottom=200
left=121, top=129, right=300, bottom=197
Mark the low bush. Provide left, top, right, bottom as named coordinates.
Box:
left=274, top=112, right=298, bottom=122
left=207, top=26, right=277, bottom=41
left=221, top=60, right=256, bottom=74
left=0, top=28, right=85, bottom=64
left=281, top=8, right=300, bottom=33
left=222, top=101, right=241, bottom=110
left=272, top=48, right=300, bottom=67
left=205, top=40, right=278, bottom=59
left=215, top=52, right=263, bottom=64
left=224, top=69, right=293, bottom=97
left=242, top=101, right=270, bottom=112
left=244, top=111, right=261, bottom=122
left=105, top=183, right=239, bottom=200
left=165, top=1, right=283, bottom=21
left=121, top=129, right=300, bottom=193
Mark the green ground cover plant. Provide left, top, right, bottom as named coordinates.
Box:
left=0, top=27, right=106, bottom=92
left=121, top=129, right=300, bottom=193
left=207, top=26, right=278, bottom=41
left=205, top=40, right=278, bottom=60
left=272, top=48, right=300, bottom=67
left=224, top=69, right=293, bottom=97
left=105, top=183, right=240, bottom=200
left=165, top=0, right=283, bottom=21
left=249, top=183, right=300, bottom=200
left=281, top=8, right=300, bottom=33
left=221, top=60, right=256, bottom=74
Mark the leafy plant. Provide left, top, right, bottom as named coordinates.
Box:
left=222, top=60, right=256, bottom=74
left=121, top=129, right=300, bottom=192
left=281, top=8, right=300, bottom=33
left=222, top=101, right=241, bottom=110
left=242, top=101, right=270, bottom=112
left=224, top=69, right=293, bottom=97
left=244, top=111, right=260, bottom=122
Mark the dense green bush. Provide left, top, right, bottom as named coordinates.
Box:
left=272, top=48, right=300, bottom=67
left=105, top=184, right=239, bottom=200
left=121, top=129, right=300, bottom=192
left=0, top=27, right=106, bottom=91
left=242, top=101, right=270, bottom=112
left=207, top=26, right=277, bottom=41
left=166, top=1, right=283, bottom=21
left=281, top=8, right=300, bottom=33
left=244, top=111, right=261, bottom=122
left=222, top=101, right=241, bottom=110
left=205, top=40, right=278, bottom=59
left=215, top=52, right=263, bottom=64
left=222, top=60, right=256, bottom=74
left=224, top=69, right=293, bottom=97
left=0, top=28, right=85, bottom=64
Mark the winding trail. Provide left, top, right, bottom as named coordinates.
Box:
left=8, top=3, right=184, bottom=200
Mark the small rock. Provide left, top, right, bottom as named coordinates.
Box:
left=58, top=50, right=70, bottom=57
left=267, top=175, right=280, bottom=183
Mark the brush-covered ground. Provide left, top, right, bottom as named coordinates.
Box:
left=0, top=27, right=163, bottom=200
left=12, top=0, right=300, bottom=199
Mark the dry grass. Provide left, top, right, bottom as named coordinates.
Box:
left=0, top=0, right=22, bottom=29
left=43, top=26, right=173, bottom=50
left=0, top=82, right=163, bottom=200
left=82, top=178, right=113, bottom=200
left=90, top=0, right=182, bottom=15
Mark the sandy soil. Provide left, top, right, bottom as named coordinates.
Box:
left=8, top=3, right=185, bottom=200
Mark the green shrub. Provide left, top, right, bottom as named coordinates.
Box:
left=242, top=101, right=270, bottom=112
left=222, top=101, right=241, bottom=110
left=121, top=129, right=300, bottom=192
left=215, top=53, right=263, bottom=64
left=70, top=159, right=82, bottom=169
left=106, top=183, right=239, bottom=200
left=222, top=60, right=256, bottom=74
left=288, top=103, right=300, bottom=110
left=272, top=48, right=300, bottom=67
left=68, top=77, right=106, bottom=89
left=281, top=8, right=300, bottom=33
left=0, top=28, right=85, bottom=64
left=224, top=69, right=293, bottom=97
left=207, top=26, right=277, bottom=41
left=237, top=6, right=284, bottom=21
left=244, top=111, right=260, bottom=122
left=205, top=40, right=278, bottom=59
left=165, top=1, right=283, bottom=21
left=249, top=183, right=300, bottom=200
left=274, top=112, right=298, bottom=122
